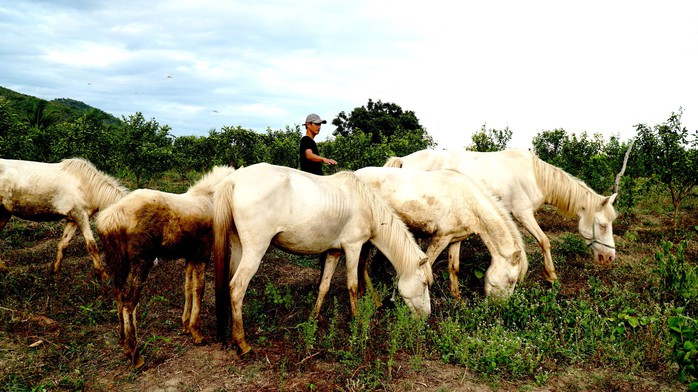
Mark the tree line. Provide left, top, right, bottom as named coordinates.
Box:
left=1, top=87, right=695, bottom=229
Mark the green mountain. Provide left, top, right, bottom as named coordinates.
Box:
left=0, top=85, right=120, bottom=126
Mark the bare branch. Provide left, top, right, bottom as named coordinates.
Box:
left=613, top=138, right=635, bottom=194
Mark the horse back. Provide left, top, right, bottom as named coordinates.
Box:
left=0, top=159, right=85, bottom=218
left=227, top=164, right=369, bottom=253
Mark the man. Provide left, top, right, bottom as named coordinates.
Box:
left=299, top=113, right=337, bottom=175
left=298, top=113, right=339, bottom=293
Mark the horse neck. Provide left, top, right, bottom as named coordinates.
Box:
left=532, top=155, right=600, bottom=219
left=475, top=198, right=524, bottom=259
left=89, top=178, right=128, bottom=212
left=356, top=180, right=423, bottom=277
left=60, top=159, right=127, bottom=212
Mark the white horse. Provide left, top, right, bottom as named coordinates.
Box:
left=96, top=166, right=236, bottom=368
left=354, top=167, right=528, bottom=299
left=385, top=149, right=618, bottom=282
left=0, top=158, right=127, bottom=280
left=212, top=163, right=432, bottom=356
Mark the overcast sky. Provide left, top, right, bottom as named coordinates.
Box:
left=1, top=0, right=696, bottom=150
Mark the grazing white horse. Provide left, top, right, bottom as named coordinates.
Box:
left=385, top=149, right=618, bottom=282
left=0, top=158, right=127, bottom=279
left=213, top=163, right=432, bottom=356
left=96, top=166, right=236, bottom=368
left=354, top=167, right=528, bottom=299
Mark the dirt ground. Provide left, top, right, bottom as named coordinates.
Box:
left=0, top=208, right=689, bottom=391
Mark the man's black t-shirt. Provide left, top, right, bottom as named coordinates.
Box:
left=299, top=136, right=323, bottom=175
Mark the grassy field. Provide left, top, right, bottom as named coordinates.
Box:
left=0, top=176, right=696, bottom=391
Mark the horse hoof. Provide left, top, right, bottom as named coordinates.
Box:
left=191, top=334, right=206, bottom=345
left=543, top=271, right=558, bottom=283
left=133, top=355, right=145, bottom=369
left=237, top=343, right=252, bottom=357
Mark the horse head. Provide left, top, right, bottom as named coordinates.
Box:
left=483, top=249, right=524, bottom=300
left=397, top=263, right=432, bottom=318
left=578, top=193, right=617, bottom=265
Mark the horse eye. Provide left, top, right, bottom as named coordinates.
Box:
left=599, top=224, right=608, bottom=231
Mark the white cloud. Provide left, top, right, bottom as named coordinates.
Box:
left=0, top=0, right=696, bottom=151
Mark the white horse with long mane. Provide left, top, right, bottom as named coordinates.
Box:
left=0, top=158, right=127, bottom=279
left=213, top=163, right=432, bottom=356
left=354, top=167, right=528, bottom=299
left=96, top=166, right=236, bottom=368
left=385, top=149, right=618, bottom=282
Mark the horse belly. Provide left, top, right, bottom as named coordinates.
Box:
left=4, top=193, right=68, bottom=221
left=272, top=230, right=342, bottom=255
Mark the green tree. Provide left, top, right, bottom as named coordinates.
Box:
left=25, top=100, right=58, bottom=131
left=0, top=100, right=34, bottom=160
left=329, top=99, right=434, bottom=169
left=48, top=110, right=120, bottom=172
left=118, top=112, right=174, bottom=187
left=332, top=99, right=426, bottom=144
left=262, top=126, right=302, bottom=169
left=635, top=108, right=698, bottom=233
left=532, top=128, right=568, bottom=164
left=172, top=134, right=211, bottom=174
left=323, top=131, right=392, bottom=171
left=466, top=124, right=512, bottom=152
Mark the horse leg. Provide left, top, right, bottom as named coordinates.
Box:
left=119, top=259, right=152, bottom=368
left=0, top=207, right=10, bottom=271
left=51, top=221, right=78, bottom=274
left=343, top=247, right=362, bottom=317
left=182, top=261, right=194, bottom=335
left=230, top=247, right=266, bottom=356
left=75, top=213, right=109, bottom=281
left=423, top=236, right=455, bottom=296
left=313, top=251, right=341, bottom=318
left=446, top=241, right=462, bottom=300
left=513, top=210, right=557, bottom=282
left=116, top=295, right=125, bottom=345
left=358, top=243, right=382, bottom=309
left=184, top=260, right=206, bottom=345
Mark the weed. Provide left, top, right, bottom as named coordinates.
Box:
left=264, top=280, right=293, bottom=309
left=551, top=233, right=588, bottom=260
left=654, top=240, right=698, bottom=305
left=296, top=316, right=318, bottom=354
left=386, top=302, right=427, bottom=377
left=668, top=311, right=698, bottom=390
left=322, top=297, right=341, bottom=352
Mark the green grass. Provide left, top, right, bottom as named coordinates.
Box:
left=0, top=175, right=696, bottom=390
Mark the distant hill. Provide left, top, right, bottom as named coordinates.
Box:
left=0, top=85, right=121, bottom=126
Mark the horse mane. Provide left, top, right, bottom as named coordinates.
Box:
left=475, top=188, right=528, bottom=280
left=383, top=157, right=403, bottom=168
left=335, top=171, right=432, bottom=283
left=482, top=192, right=523, bottom=252
left=59, top=158, right=128, bottom=211
left=530, top=153, right=613, bottom=222
left=187, top=166, right=235, bottom=197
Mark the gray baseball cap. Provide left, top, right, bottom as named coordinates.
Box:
left=305, top=113, right=327, bottom=124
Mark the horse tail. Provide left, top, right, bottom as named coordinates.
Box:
left=212, top=176, right=235, bottom=345
left=383, top=157, right=403, bottom=168
left=95, top=207, right=130, bottom=288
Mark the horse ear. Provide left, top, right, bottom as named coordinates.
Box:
left=603, top=193, right=618, bottom=206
